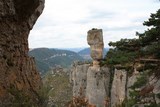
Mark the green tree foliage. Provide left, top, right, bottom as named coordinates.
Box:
left=104, top=9, right=160, bottom=106
left=105, top=39, right=140, bottom=66
left=130, top=72, right=148, bottom=89
left=105, top=9, right=160, bottom=66
left=137, top=9, right=160, bottom=58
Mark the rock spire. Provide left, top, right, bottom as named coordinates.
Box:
left=87, top=28, right=104, bottom=67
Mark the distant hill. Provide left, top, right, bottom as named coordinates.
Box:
left=29, top=48, right=84, bottom=75
left=57, top=48, right=85, bottom=53
left=78, top=48, right=109, bottom=60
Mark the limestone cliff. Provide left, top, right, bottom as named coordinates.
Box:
left=70, top=62, right=110, bottom=107
left=110, top=68, right=160, bottom=107
left=70, top=62, right=90, bottom=97
left=86, top=29, right=110, bottom=106
left=70, top=29, right=110, bottom=107
left=86, top=66, right=110, bottom=106
left=70, top=29, right=160, bottom=107
left=111, top=69, right=127, bottom=106
left=0, top=0, right=45, bottom=105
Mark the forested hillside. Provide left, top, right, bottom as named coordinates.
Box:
left=29, top=48, right=84, bottom=75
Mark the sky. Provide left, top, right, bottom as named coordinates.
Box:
left=29, top=0, right=160, bottom=49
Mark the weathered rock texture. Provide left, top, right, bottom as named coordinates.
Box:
left=87, top=29, right=109, bottom=107
left=87, top=28, right=104, bottom=67
left=70, top=63, right=110, bottom=107
left=111, top=68, right=160, bottom=107
left=0, top=0, right=44, bottom=105
left=70, top=62, right=90, bottom=97
left=127, top=70, right=139, bottom=99
left=86, top=67, right=110, bottom=107
left=150, top=76, right=160, bottom=104
left=111, top=69, right=127, bottom=107
left=71, top=29, right=110, bottom=107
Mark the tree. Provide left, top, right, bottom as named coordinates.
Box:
left=105, top=9, right=160, bottom=67
left=137, top=9, right=160, bottom=58
left=104, top=9, right=160, bottom=106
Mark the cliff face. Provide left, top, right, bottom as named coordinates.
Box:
left=86, top=66, right=110, bottom=106
left=111, top=69, right=127, bottom=106
left=70, top=63, right=110, bottom=107
left=111, top=69, right=160, bottom=107
left=0, top=0, right=44, bottom=105
left=70, top=62, right=90, bottom=97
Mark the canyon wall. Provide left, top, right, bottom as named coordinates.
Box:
left=0, top=0, right=45, bottom=105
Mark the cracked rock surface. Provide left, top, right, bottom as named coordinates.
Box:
left=0, top=0, right=45, bottom=104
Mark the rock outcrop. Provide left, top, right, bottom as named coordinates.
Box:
left=70, top=62, right=110, bottom=107
left=110, top=67, right=160, bottom=107
left=150, top=76, right=160, bottom=104
left=70, top=62, right=90, bottom=97
left=0, top=0, right=45, bottom=105
left=70, top=29, right=110, bottom=107
left=87, top=28, right=104, bottom=67
left=111, top=69, right=127, bottom=106
left=86, top=67, right=110, bottom=106
left=87, top=29, right=109, bottom=106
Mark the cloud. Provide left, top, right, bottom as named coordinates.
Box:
left=29, top=0, right=160, bottom=48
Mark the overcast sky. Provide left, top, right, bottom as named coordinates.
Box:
left=29, top=0, right=160, bottom=49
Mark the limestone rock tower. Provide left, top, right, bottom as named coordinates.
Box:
left=86, top=28, right=109, bottom=107
left=87, top=28, right=104, bottom=67
left=70, top=28, right=110, bottom=107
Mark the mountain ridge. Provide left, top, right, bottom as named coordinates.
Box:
left=29, top=48, right=84, bottom=75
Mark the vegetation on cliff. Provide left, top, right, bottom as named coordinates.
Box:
left=105, top=9, right=160, bottom=74
left=104, top=9, right=160, bottom=106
